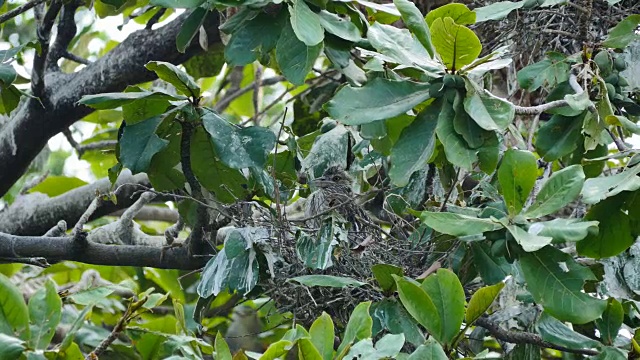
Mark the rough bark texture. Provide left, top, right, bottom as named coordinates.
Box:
left=0, top=10, right=221, bottom=197
left=0, top=171, right=151, bottom=235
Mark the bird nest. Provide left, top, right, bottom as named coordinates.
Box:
left=261, top=226, right=430, bottom=326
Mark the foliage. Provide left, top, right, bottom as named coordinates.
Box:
left=1, top=0, right=640, bottom=358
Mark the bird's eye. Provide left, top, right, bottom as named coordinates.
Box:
left=332, top=175, right=341, bottom=182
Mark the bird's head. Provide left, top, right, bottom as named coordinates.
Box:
left=311, top=166, right=352, bottom=190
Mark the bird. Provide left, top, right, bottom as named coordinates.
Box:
left=304, top=166, right=379, bottom=247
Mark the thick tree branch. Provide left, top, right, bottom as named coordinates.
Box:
left=0, top=232, right=208, bottom=269
left=0, top=11, right=221, bottom=197
left=0, top=170, right=151, bottom=236
left=0, top=0, right=46, bottom=25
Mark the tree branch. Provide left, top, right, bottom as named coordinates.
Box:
left=0, top=10, right=221, bottom=197
left=0, top=232, right=208, bottom=269
left=475, top=317, right=599, bottom=356
left=0, top=0, right=46, bottom=25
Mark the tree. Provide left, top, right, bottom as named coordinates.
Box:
left=0, top=0, right=639, bottom=358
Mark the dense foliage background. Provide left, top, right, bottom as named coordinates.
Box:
left=0, top=0, right=640, bottom=358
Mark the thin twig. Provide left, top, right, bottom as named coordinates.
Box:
left=63, top=51, right=91, bottom=65
left=213, top=76, right=286, bottom=113
left=0, top=0, right=46, bottom=24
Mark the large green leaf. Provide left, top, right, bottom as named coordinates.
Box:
left=28, top=280, right=61, bottom=350
left=524, top=165, right=585, bottom=218
left=506, top=225, right=552, bottom=252
left=276, top=21, right=323, bottom=86
left=535, top=113, right=583, bottom=162
left=0, top=334, right=25, bottom=359
left=407, top=340, right=447, bottom=360
left=309, top=313, right=335, bottom=360
left=29, top=176, right=88, bottom=197
left=430, top=17, right=481, bottom=71
left=474, top=1, right=525, bottom=22
left=389, top=102, right=439, bottom=187
left=371, top=264, right=403, bottom=294
left=145, top=61, right=200, bottom=98
left=466, top=282, right=504, bottom=324
left=336, top=302, right=372, bottom=357
left=147, top=122, right=185, bottom=192
left=596, top=298, right=623, bottom=346
left=529, top=218, right=599, bottom=243
left=79, top=90, right=186, bottom=110
left=325, top=78, right=431, bottom=125
left=536, top=312, right=601, bottom=350
left=296, top=219, right=337, bottom=270
left=0, top=63, right=17, bottom=87
left=520, top=246, right=606, bottom=324
left=119, top=116, right=168, bottom=174
left=289, top=0, right=324, bottom=46
left=370, top=299, right=424, bottom=347
left=318, top=11, right=361, bottom=42
left=176, top=8, right=208, bottom=53
left=436, top=99, right=477, bottom=170
left=470, top=242, right=511, bottom=285
left=576, top=197, right=634, bottom=259
left=0, top=274, right=29, bottom=340
left=202, top=111, right=276, bottom=169
left=367, top=23, right=441, bottom=74
left=517, top=54, right=570, bottom=91
left=394, top=276, right=441, bottom=343
left=224, top=12, right=284, bottom=66
left=581, top=163, right=640, bottom=204
left=420, top=212, right=503, bottom=236
left=0, top=85, right=21, bottom=115
left=393, top=0, right=434, bottom=57
left=602, top=14, right=640, bottom=49
left=498, top=149, right=538, bottom=217
left=214, top=333, right=232, bottom=360
left=420, top=269, right=465, bottom=346
left=463, top=78, right=515, bottom=131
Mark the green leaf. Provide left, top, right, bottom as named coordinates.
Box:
left=371, top=264, right=403, bottom=293
left=0, top=273, right=29, bottom=340
left=150, top=0, right=204, bottom=8
left=298, top=338, right=323, bottom=360
left=214, top=332, right=232, bottom=360
left=190, top=127, right=250, bottom=203
left=425, top=3, right=476, bottom=27
left=336, top=302, right=372, bottom=357
left=145, top=61, right=200, bottom=98
left=506, top=224, right=553, bottom=252
left=309, top=313, right=335, bottom=360
left=474, top=1, right=525, bottom=22
left=296, top=220, right=336, bottom=270
left=602, top=14, right=640, bottom=49
left=471, top=242, right=511, bottom=285
left=176, top=8, right=208, bottom=53
left=394, top=276, right=441, bottom=342
left=28, top=280, right=61, bottom=350
left=466, top=282, right=505, bottom=324
left=370, top=299, right=425, bottom=347
left=394, top=0, right=435, bottom=57
left=0, top=333, right=25, bottom=359
left=276, top=21, right=322, bottom=86
left=407, top=340, right=448, bottom=360
left=201, top=111, right=276, bottom=169
left=535, top=113, right=583, bottom=161
left=262, top=340, right=293, bottom=359
left=0, top=85, right=22, bottom=115
left=430, top=17, right=481, bottom=71
left=325, top=78, right=431, bottom=125
left=420, top=268, right=465, bottom=346
left=79, top=90, right=186, bottom=110
left=289, top=0, right=324, bottom=46
left=60, top=304, right=93, bottom=351
left=224, top=11, right=284, bottom=66
left=367, top=23, right=441, bottom=74
left=144, top=269, right=185, bottom=304
left=596, top=298, right=623, bottom=345
left=520, top=246, right=606, bottom=324
left=436, top=99, right=477, bottom=170
left=389, top=102, right=439, bottom=187
left=581, top=163, right=640, bottom=204
left=68, top=286, right=116, bottom=305
left=463, top=78, right=515, bottom=131
left=318, top=11, right=361, bottom=42
left=498, top=149, right=538, bottom=216
left=529, top=218, right=599, bottom=243
left=591, top=347, right=628, bottom=360
left=536, top=312, right=602, bottom=350
left=576, top=197, right=634, bottom=259
left=0, top=63, right=17, bottom=87
left=289, top=275, right=365, bottom=288
left=517, top=56, right=570, bottom=91
left=524, top=165, right=585, bottom=218
left=420, top=211, right=504, bottom=237
left=119, top=116, right=168, bottom=174
left=29, top=176, right=88, bottom=197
